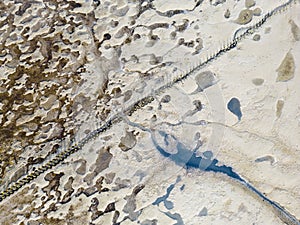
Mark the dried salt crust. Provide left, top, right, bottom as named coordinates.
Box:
left=0, top=0, right=299, bottom=224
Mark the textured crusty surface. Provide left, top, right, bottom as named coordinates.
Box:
left=0, top=0, right=300, bottom=224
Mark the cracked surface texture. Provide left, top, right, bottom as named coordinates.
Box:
left=0, top=0, right=300, bottom=224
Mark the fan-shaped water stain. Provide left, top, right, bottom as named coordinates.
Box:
left=120, top=67, right=226, bottom=179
